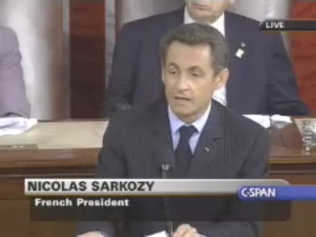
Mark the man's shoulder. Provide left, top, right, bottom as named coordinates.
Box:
left=216, top=102, right=267, bottom=137
left=0, top=26, right=18, bottom=42
left=0, top=26, right=19, bottom=53
left=0, top=26, right=15, bottom=35
left=226, top=11, right=260, bottom=32
left=225, top=11, right=281, bottom=44
left=109, top=101, right=163, bottom=127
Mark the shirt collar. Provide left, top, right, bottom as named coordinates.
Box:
left=184, top=6, right=225, bottom=36
left=168, top=102, right=212, bottom=135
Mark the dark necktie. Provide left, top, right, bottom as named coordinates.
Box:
left=174, top=125, right=196, bottom=177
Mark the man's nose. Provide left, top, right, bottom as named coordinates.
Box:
left=175, top=75, right=190, bottom=90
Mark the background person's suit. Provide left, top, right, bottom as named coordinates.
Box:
left=106, top=8, right=308, bottom=116
left=78, top=100, right=269, bottom=237
left=0, top=26, right=30, bottom=117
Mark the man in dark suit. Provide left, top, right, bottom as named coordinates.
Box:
left=78, top=23, right=268, bottom=237
left=106, top=0, right=308, bottom=116
left=0, top=26, right=30, bottom=117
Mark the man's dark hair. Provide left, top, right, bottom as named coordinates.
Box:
left=160, top=23, right=229, bottom=74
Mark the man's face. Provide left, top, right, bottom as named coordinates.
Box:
left=162, top=41, right=228, bottom=123
left=185, top=0, right=230, bottom=23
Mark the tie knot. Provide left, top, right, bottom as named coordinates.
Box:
left=178, top=125, right=196, bottom=140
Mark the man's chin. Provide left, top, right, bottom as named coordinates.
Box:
left=171, top=103, right=190, bottom=112
left=188, top=8, right=218, bottom=23
left=171, top=108, right=193, bottom=119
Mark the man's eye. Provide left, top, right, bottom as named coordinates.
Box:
left=192, top=72, right=201, bottom=77
left=168, top=70, right=177, bottom=75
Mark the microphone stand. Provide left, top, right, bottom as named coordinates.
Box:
left=161, top=163, right=174, bottom=237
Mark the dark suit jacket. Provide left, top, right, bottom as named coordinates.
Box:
left=78, top=100, right=269, bottom=237
left=0, top=26, right=30, bottom=117
left=106, top=8, right=308, bottom=116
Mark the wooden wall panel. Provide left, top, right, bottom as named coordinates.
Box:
left=70, top=0, right=106, bottom=118
left=291, top=2, right=316, bottom=113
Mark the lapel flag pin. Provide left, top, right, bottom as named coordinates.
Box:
left=235, top=48, right=245, bottom=59
left=236, top=42, right=246, bottom=58
left=204, top=146, right=211, bottom=153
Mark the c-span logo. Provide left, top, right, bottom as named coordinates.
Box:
left=238, top=186, right=277, bottom=201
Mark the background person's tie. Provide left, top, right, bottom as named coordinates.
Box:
left=174, top=125, right=196, bottom=177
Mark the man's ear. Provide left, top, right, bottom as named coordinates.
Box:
left=214, top=68, right=229, bottom=90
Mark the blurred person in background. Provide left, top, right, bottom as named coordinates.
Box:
left=106, top=0, right=308, bottom=117
left=0, top=26, right=30, bottom=117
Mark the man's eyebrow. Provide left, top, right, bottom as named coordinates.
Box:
left=189, top=66, right=202, bottom=70
left=166, top=62, right=178, bottom=68
left=187, top=66, right=204, bottom=72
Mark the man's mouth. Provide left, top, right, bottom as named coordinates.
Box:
left=191, top=3, right=210, bottom=11
left=174, top=96, right=191, bottom=102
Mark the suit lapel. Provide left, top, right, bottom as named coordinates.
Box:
left=171, top=7, right=185, bottom=27
left=225, top=12, right=249, bottom=111
left=160, top=7, right=184, bottom=32
left=189, top=102, right=226, bottom=177
left=148, top=101, right=176, bottom=175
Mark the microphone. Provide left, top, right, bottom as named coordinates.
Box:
left=160, top=163, right=174, bottom=236
left=161, top=163, right=172, bottom=178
